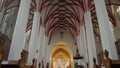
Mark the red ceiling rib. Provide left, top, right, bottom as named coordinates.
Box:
left=44, top=7, right=80, bottom=27
left=39, top=0, right=86, bottom=45
left=107, top=9, right=116, bottom=26
left=1, top=0, right=117, bottom=45
left=39, top=0, right=50, bottom=13
left=32, top=0, right=37, bottom=11
left=75, top=0, right=85, bottom=12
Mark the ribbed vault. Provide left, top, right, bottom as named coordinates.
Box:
left=1, top=0, right=120, bottom=45
left=26, top=0, right=120, bottom=44
left=32, top=0, right=90, bottom=45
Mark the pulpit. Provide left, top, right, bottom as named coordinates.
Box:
left=74, top=46, right=84, bottom=68
left=73, top=46, right=83, bottom=60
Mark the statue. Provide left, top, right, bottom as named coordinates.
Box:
left=102, top=49, right=112, bottom=68
left=18, top=50, right=26, bottom=68
left=31, top=58, right=37, bottom=68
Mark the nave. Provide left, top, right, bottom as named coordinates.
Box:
left=0, top=0, right=120, bottom=68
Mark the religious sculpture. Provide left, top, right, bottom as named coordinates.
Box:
left=18, top=50, right=26, bottom=68
left=102, top=49, right=112, bottom=68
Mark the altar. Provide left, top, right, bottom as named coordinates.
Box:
left=53, top=58, right=70, bottom=68
left=50, top=42, right=73, bottom=68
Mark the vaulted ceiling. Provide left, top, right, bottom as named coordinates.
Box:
left=30, top=0, right=92, bottom=45
left=0, top=0, right=120, bottom=45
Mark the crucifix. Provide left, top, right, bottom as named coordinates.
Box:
left=59, top=31, right=64, bottom=39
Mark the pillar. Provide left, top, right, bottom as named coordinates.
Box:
left=77, top=36, right=84, bottom=65
left=27, top=12, right=40, bottom=64
left=94, top=0, right=118, bottom=59
left=36, top=26, right=45, bottom=68
left=77, top=25, right=89, bottom=68
left=84, top=11, right=98, bottom=68
left=46, top=44, right=51, bottom=65
left=8, top=0, right=31, bottom=60
left=43, top=34, right=48, bottom=67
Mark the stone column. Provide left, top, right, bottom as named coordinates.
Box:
left=84, top=11, right=98, bottom=68
left=77, top=25, right=89, bottom=68
left=41, top=31, right=47, bottom=67
left=77, top=36, right=84, bottom=66
left=8, top=0, right=31, bottom=60
left=27, top=12, right=40, bottom=64
left=36, top=26, right=45, bottom=68
left=94, top=0, right=118, bottom=59
left=46, top=44, right=51, bottom=64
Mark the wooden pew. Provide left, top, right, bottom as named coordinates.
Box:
left=1, top=61, right=32, bottom=68
left=1, top=50, right=32, bottom=68
left=1, top=61, right=19, bottom=68
left=111, top=60, right=120, bottom=68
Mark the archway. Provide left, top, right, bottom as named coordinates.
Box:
left=50, top=42, right=73, bottom=68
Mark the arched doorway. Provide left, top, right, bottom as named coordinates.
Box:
left=50, top=42, right=73, bottom=68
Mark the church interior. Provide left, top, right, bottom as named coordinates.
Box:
left=0, top=0, right=120, bottom=68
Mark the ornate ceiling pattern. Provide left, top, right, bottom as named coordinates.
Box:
left=0, top=0, right=120, bottom=45
left=31, top=0, right=91, bottom=44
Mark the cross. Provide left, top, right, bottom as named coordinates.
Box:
left=60, top=31, right=64, bottom=39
